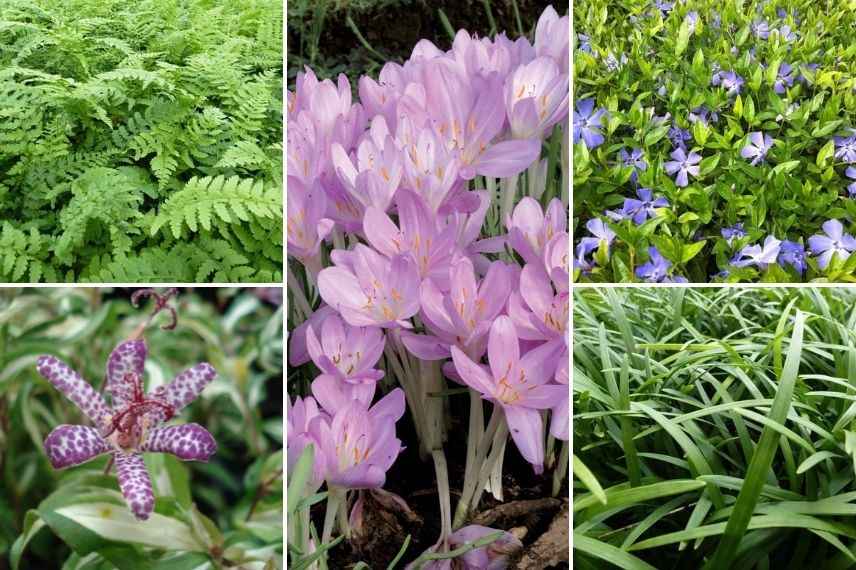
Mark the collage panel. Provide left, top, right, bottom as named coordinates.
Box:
left=0, top=0, right=283, bottom=283
left=572, top=0, right=856, bottom=283
left=287, top=0, right=571, bottom=567
left=1, top=287, right=284, bottom=568
left=572, top=287, right=856, bottom=568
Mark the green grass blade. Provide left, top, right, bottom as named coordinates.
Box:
left=574, top=533, right=658, bottom=570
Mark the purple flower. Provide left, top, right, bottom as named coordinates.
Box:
left=846, top=166, right=856, bottom=197
left=287, top=176, right=335, bottom=275
left=778, top=240, right=807, bottom=274
left=318, top=244, right=421, bottom=328
left=731, top=236, right=782, bottom=269
left=833, top=134, right=856, bottom=163
left=573, top=241, right=595, bottom=273
left=609, top=188, right=669, bottom=225
left=411, top=525, right=523, bottom=569
left=688, top=106, right=719, bottom=126
left=635, top=246, right=672, bottom=282
left=506, top=56, right=569, bottom=140
left=451, top=316, right=565, bottom=474
left=668, top=125, right=693, bottom=150
left=778, top=25, right=797, bottom=42
left=584, top=217, right=616, bottom=249
left=721, top=223, right=747, bottom=244
left=751, top=19, right=770, bottom=39
left=653, top=0, right=674, bottom=15
left=534, top=6, right=570, bottom=70
left=711, top=70, right=745, bottom=95
left=808, top=220, right=856, bottom=269
left=287, top=396, right=327, bottom=484
left=664, top=147, right=702, bottom=187
left=773, top=63, right=795, bottom=94
left=618, top=147, right=647, bottom=183
left=544, top=232, right=570, bottom=293
left=573, top=98, right=607, bottom=149
left=798, top=63, right=819, bottom=84
left=309, top=389, right=405, bottom=489
left=685, top=11, right=700, bottom=33
left=506, top=197, right=567, bottom=266
left=508, top=263, right=569, bottom=342
left=740, top=132, right=775, bottom=166
left=39, top=340, right=217, bottom=520
left=578, top=33, right=592, bottom=54
left=306, top=313, right=385, bottom=386
left=401, top=257, right=511, bottom=361
left=363, top=189, right=457, bottom=288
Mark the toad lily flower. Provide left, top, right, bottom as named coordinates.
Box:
left=39, top=340, right=217, bottom=520
left=318, top=244, right=421, bottom=328
left=451, top=316, right=565, bottom=474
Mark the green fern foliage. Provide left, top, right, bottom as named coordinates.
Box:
left=0, top=0, right=283, bottom=282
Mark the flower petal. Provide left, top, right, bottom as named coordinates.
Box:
left=44, top=424, right=110, bottom=469
left=474, top=139, right=541, bottom=178
left=37, top=355, right=110, bottom=426
left=105, top=340, right=147, bottom=409
left=114, top=452, right=155, bottom=520
left=451, top=346, right=495, bottom=397
left=503, top=405, right=544, bottom=474
left=150, top=363, right=216, bottom=420
left=140, top=424, right=217, bottom=462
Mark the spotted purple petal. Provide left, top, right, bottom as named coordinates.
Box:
left=150, top=363, right=217, bottom=420
left=114, top=452, right=155, bottom=521
left=37, top=355, right=110, bottom=427
left=141, top=424, right=217, bottom=462
left=106, top=340, right=147, bottom=408
left=43, top=425, right=110, bottom=469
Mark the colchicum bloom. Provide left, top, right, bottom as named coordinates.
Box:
left=506, top=197, right=567, bottom=267
left=664, top=147, right=702, bottom=187
left=451, top=317, right=565, bottom=473
left=808, top=220, right=856, bottom=269
left=508, top=263, right=569, bottom=343
left=505, top=56, right=569, bottom=139
left=741, top=132, right=774, bottom=166
left=318, top=244, right=421, bottom=328
left=306, top=313, right=385, bottom=385
left=287, top=176, right=334, bottom=275
left=731, top=236, right=782, bottom=269
left=572, top=98, right=606, bottom=149
left=414, top=525, right=523, bottom=569
left=39, top=340, right=217, bottom=520
left=310, top=389, right=406, bottom=488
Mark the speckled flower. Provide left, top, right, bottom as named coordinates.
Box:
left=39, top=340, right=217, bottom=520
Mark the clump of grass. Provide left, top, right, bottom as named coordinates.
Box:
left=574, top=287, right=856, bottom=569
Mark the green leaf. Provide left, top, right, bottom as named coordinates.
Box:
left=10, top=510, right=45, bottom=570
left=698, top=153, right=721, bottom=177
left=706, top=310, right=804, bottom=568
left=287, top=444, right=315, bottom=515
left=574, top=533, right=658, bottom=570
left=770, top=160, right=801, bottom=177
left=733, top=94, right=743, bottom=119
left=573, top=454, right=607, bottom=505
left=681, top=240, right=707, bottom=263
left=675, top=18, right=691, bottom=56
left=817, top=140, right=835, bottom=167
left=644, top=124, right=670, bottom=146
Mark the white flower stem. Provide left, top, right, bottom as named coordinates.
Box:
left=468, top=418, right=509, bottom=513
left=553, top=440, right=569, bottom=497
left=453, top=405, right=502, bottom=528
left=321, top=487, right=342, bottom=544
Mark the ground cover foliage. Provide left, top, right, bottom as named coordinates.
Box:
left=573, top=0, right=856, bottom=283
left=0, top=0, right=283, bottom=283
left=1, top=288, right=283, bottom=569
left=574, top=287, right=856, bottom=569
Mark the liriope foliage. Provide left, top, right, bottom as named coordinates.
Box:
left=0, top=0, right=283, bottom=282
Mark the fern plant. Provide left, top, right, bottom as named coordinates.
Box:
left=0, top=0, right=283, bottom=282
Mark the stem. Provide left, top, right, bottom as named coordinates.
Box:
left=545, top=432, right=556, bottom=470
left=337, top=492, right=351, bottom=539
left=286, top=269, right=313, bottom=320
left=453, top=406, right=502, bottom=528
left=553, top=440, right=570, bottom=497
left=321, top=488, right=342, bottom=544
left=432, top=449, right=453, bottom=544
left=468, top=420, right=509, bottom=513
left=461, top=390, right=483, bottom=508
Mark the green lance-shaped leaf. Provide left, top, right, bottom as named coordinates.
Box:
left=706, top=309, right=805, bottom=568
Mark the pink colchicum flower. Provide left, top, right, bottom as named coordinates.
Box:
left=318, top=244, right=421, bottom=328
left=421, top=61, right=541, bottom=180
left=508, top=263, right=569, bottom=342
left=506, top=197, right=567, bottom=267
left=505, top=56, right=569, bottom=140
left=287, top=395, right=328, bottom=485
left=401, top=257, right=512, bottom=361
left=413, top=525, right=523, bottom=569
left=534, top=6, right=570, bottom=70
left=286, top=176, right=334, bottom=274
left=364, top=189, right=458, bottom=288
left=306, top=313, right=386, bottom=386
left=39, top=340, right=217, bottom=520
left=543, top=231, right=570, bottom=293
left=309, top=388, right=406, bottom=489
left=451, top=317, right=565, bottom=473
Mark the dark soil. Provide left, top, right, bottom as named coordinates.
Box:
left=315, top=393, right=570, bottom=568
left=287, top=0, right=567, bottom=84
